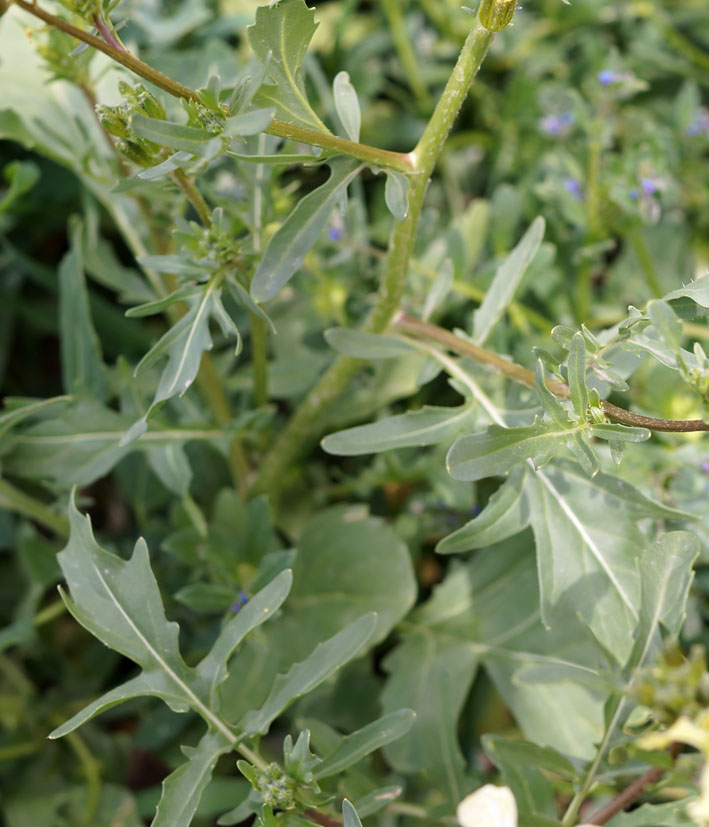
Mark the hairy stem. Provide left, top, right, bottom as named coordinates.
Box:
left=396, top=314, right=709, bottom=433
left=252, top=17, right=495, bottom=496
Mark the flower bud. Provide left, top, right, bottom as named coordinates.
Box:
left=479, top=0, right=517, bottom=32
left=96, top=105, right=130, bottom=139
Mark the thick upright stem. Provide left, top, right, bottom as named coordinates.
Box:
left=252, top=19, right=494, bottom=497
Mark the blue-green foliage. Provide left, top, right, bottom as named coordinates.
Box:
left=1, top=0, right=709, bottom=825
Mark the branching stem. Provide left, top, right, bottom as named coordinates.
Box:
left=396, top=314, right=709, bottom=433
left=10, top=0, right=414, bottom=174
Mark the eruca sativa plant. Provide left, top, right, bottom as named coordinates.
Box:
left=1, top=0, right=708, bottom=825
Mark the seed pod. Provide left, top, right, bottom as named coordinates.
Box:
left=479, top=0, right=517, bottom=32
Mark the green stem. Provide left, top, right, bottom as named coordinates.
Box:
left=0, top=477, right=69, bottom=537
left=628, top=227, right=663, bottom=298
left=250, top=314, right=269, bottom=407
left=252, top=18, right=495, bottom=497
left=65, top=730, right=102, bottom=826
left=381, top=0, right=433, bottom=111
left=11, top=0, right=414, bottom=175
left=172, top=168, right=212, bottom=225
left=34, top=599, right=67, bottom=627
left=576, top=134, right=602, bottom=322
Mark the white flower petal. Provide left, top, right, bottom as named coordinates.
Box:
left=456, top=785, right=518, bottom=827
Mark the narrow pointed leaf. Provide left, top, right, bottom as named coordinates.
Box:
left=342, top=800, right=364, bottom=827
left=59, top=220, right=108, bottom=400
left=437, top=465, right=530, bottom=553
left=322, top=404, right=474, bottom=456
left=241, top=613, right=377, bottom=734
left=196, top=570, right=293, bottom=707
left=131, top=114, right=223, bottom=156
left=250, top=159, right=361, bottom=303
left=567, top=431, right=599, bottom=477
left=223, top=108, right=274, bottom=138
left=473, top=216, right=545, bottom=345
left=590, top=423, right=651, bottom=443
left=324, top=328, right=418, bottom=359
left=423, top=259, right=454, bottom=321
left=314, top=709, right=415, bottom=779
left=535, top=360, right=572, bottom=428
left=568, top=332, right=588, bottom=419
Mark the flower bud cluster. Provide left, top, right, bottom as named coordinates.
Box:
left=632, top=642, right=709, bottom=727
left=95, top=81, right=166, bottom=167
left=255, top=763, right=296, bottom=811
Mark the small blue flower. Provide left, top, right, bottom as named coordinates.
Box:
left=469, top=503, right=482, bottom=518
left=564, top=177, right=583, bottom=201
left=641, top=177, right=658, bottom=196
left=628, top=188, right=639, bottom=201
left=328, top=226, right=344, bottom=242
left=598, top=69, right=618, bottom=86
left=539, top=111, right=574, bottom=136
left=686, top=108, right=709, bottom=137
left=231, top=592, right=249, bottom=613
left=701, top=460, right=709, bottom=474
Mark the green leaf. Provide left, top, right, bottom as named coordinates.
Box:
left=126, top=285, right=206, bottom=318
left=248, top=0, right=329, bottom=133
left=437, top=465, right=530, bottom=554
left=322, top=404, right=474, bottom=455
left=3, top=399, right=227, bottom=487
left=195, top=570, right=293, bottom=708
left=342, top=799, right=363, bottom=827
left=250, top=159, right=361, bottom=303
left=527, top=461, right=689, bottom=663
left=647, top=298, right=683, bottom=355
left=323, top=328, right=418, bottom=359
left=384, top=171, right=410, bottom=222
left=59, top=220, right=109, bottom=401
left=240, top=613, right=377, bottom=734
left=223, top=108, right=274, bottom=139
left=0, top=395, right=73, bottom=442
left=535, top=360, right=572, bottom=428
left=313, top=709, right=415, bottom=779
left=567, top=431, right=600, bottom=477
left=664, top=274, right=709, bottom=308
left=152, top=732, right=233, bottom=827
left=446, top=420, right=559, bottom=482
left=129, top=282, right=240, bottom=441
left=590, top=423, right=651, bottom=443
left=568, top=332, right=588, bottom=419
left=483, top=735, right=577, bottom=783
left=472, top=216, right=545, bottom=345
left=0, top=159, right=39, bottom=213
left=482, top=735, right=560, bottom=820
left=131, top=114, right=223, bottom=156
left=351, top=786, right=403, bottom=817
left=423, top=259, right=454, bottom=321
left=333, top=71, right=361, bottom=142
left=630, top=531, right=699, bottom=670
left=607, top=799, right=694, bottom=827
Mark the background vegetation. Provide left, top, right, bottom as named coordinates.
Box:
left=0, top=1, right=708, bottom=825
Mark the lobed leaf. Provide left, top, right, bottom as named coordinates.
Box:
left=446, top=420, right=559, bottom=482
